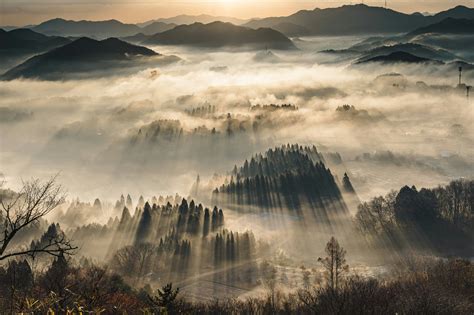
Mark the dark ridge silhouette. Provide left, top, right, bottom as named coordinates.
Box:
left=140, top=21, right=177, bottom=35
left=1, top=37, right=160, bottom=80
left=268, top=22, right=311, bottom=37
left=32, top=18, right=141, bottom=38
left=36, top=37, right=157, bottom=60
left=41, top=37, right=157, bottom=59
left=448, top=60, right=474, bottom=71
left=23, top=5, right=474, bottom=40
left=356, top=51, right=442, bottom=64
left=0, top=28, right=70, bottom=52
left=143, top=21, right=296, bottom=50
left=408, top=17, right=474, bottom=36
left=120, top=33, right=150, bottom=44
left=434, top=5, right=474, bottom=20
left=142, top=14, right=249, bottom=26
left=357, top=43, right=459, bottom=63
left=244, top=4, right=474, bottom=36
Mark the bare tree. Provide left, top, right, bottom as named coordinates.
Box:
left=301, top=265, right=311, bottom=289
left=111, top=243, right=156, bottom=282
left=318, top=237, right=348, bottom=291
left=0, top=176, right=76, bottom=261
left=260, top=260, right=278, bottom=308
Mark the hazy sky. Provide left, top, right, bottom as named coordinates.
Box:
left=0, top=0, right=473, bottom=26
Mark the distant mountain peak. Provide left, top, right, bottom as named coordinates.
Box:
left=408, top=17, right=474, bottom=36
left=49, top=36, right=158, bottom=57
left=46, top=17, right=67, bottom=23
left=357, top=51, right=442, bottom=64
left=452, top=5, right=469, bottom=10
left=244, top=4, right=474, bottom=36
left=1, top=37, right=161, bottom=80
left=0, top=27, right=71, bottom=52
left=32, top=18, right=141, bottom=39
left=143, top=21, right=295, bottom=50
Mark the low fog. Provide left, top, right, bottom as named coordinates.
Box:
left=0, top=31, right=473, bottom=308
left=1, top=37, right=472, bottom=202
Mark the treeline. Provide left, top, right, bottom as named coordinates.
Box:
left=230, top=144, right=323, bottom=179
left=129, top=108, right=302, bottom=147
left=213, top=145, right=346, bottom=213
left=133, top=119, right=183, bottom=144
left=129, top=199, right=226, bottom=244
left=56, top=197, right=106, bottom=227
left=185, top=104, right=217, bottom=117
left=356, top=179, right=473, bottom=255
left=69, top=197, right=237, bottom=253
left=250, top=104, right=298, bottom=112
left=213, top=229, right=255, bottom=267
left=114, top=193, right=183, bottom=214
left=67, top=198, right=258, bottom=286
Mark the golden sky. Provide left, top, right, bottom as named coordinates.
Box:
left=1, top=0, right=473, bottom=26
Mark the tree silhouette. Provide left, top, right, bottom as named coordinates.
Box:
left=260, top=260, right=277, bottom=308
left=135, top=202, right=152, bottom=244
left=342, top=173, right=355, bottom=193
left=149, top=283, right=179, bottom=311
left=318, top=237, right=348, bottom=291
left=0, top=176, right=76, bottom=261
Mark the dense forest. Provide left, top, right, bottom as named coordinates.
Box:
left=356, top=179, right=473, bottom=256
left=213, top=145, right=350, bottom=214
left=0, top=145, right=473, bottom=314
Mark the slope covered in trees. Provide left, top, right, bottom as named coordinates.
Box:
left=356, top=179, right=473, bottom=256
left=143, top=21, right=296, bottom=50
left=1, top=37, right=178, bottom=80
left=66, top=196, right=258, bottom=288
left=408, top=17, right=474, bottom=36
left=0, top=28, right=70, bottom=53
left=244, top=4, right=474, bottom=36
left=213, top=145, right=348, bottom=218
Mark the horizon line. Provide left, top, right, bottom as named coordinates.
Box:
left=2, top=3, right=472, bottom=27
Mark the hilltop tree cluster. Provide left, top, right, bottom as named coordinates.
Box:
left=185, top=104, right=217, bottom=117
left=213, top=145, right=345, bottom=215
left=250, top=104, right=298, bottom=112
left=356, top=179, right=473, bottom=255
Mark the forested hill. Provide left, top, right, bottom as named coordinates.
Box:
left=213, top=144, right=350, bottom=214
left=143, top=21, right=296, bottom=50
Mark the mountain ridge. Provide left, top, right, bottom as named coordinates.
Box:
left=140, top=14, right=249, bottom=27
left=1, top=37, right=162, bottom=80
left=0, top=28, right=70, bottom=51
left=408, top=17, right=474, bottom=36
left=244, top=4, right=474, bottom=36
left=32, top=18, right=142, bottom=39
left=11, top=5, right=474, bottom=39
left=143, top=21, right=296, bottom=50
left=356, top=51, right=442, bottom=64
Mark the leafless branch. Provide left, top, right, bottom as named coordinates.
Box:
left=0, top=175, right=76, bottom=261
